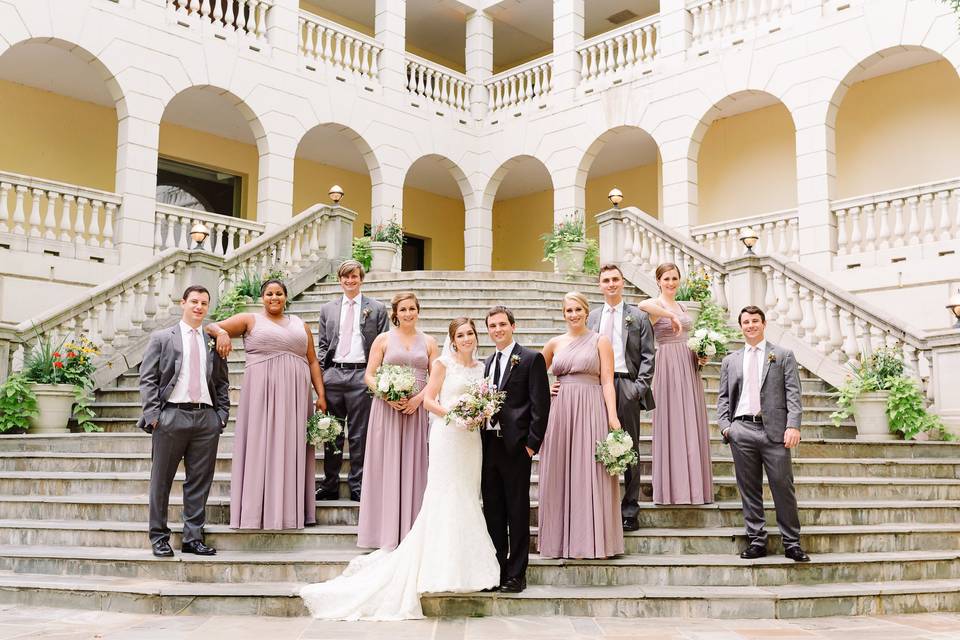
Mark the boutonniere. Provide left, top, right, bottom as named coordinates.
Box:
left=510, top=354, right=521, bottom=367
left=361, top=307, right=371, bottom=321
left=624, top=315, right=635, bottom=326
left=767, top=352, right=777, bottom=363
left=207, top=339, right=216, bottom=350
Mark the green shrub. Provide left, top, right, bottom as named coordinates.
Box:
left=352, top=236, right=372, bottom=271
left=675, top=272, right=712, bottom=303
left=0, top=374, right=38, bottom=433
left=541, top=213, right=586, bottom=263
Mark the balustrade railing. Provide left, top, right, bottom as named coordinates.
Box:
left=299, top=11, right=382, bottom=80
left=486, top=55, right=553, bottom=114
left=692, top=209, right=799, bottom=261
left=405, top=54, right=473, bottom=113
left=154, top=205, right=265, bottom=257
left=577, top=17, right=659, bottom=87
left=688, top=0, right=791, bottom=50
left=0, top=172, right=119, bottom=261
left=167, top=0, right=273, bottom=45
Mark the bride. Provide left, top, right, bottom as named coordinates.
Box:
left=300, top=317, right=500, bottom=620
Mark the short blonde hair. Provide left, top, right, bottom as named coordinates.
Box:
left=562, top=291, right=590, bottom=315
left=390, top=292, right=420, bottom=327
left=337, top=259, right=365, bottom=280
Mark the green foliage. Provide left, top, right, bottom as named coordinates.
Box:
left=887, top=376, right=952, bottom=440
left=212, top=268, right=287, bottom=321
left=72, top=384, right=100, bottom=433
left=582, top=239, right=600, bottom=276
left=352, top=236, right=372, bottom=271
left=371, top=219, right=404, bottom=247
left=675, top=271, right=713, bottom=303
left=945, top=0, right=960, bottom=14
left=693, top=301, right=739, bottom=341
left=0, top=374, right=38, bottom=433
left=541, top=212, right=587, bottom=262
left=24, top=334, right=100, bottom=387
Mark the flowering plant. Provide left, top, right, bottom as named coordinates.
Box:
left=306, top=411, right=345, bottom=452
left=22, top=334, right=102, bottom=432
left=372, top=364, right=417, bottom=402
left=595, top=430, right=638, bottom=476
left=446, top=378, right=506, bottom=431
left=687, top=328, right=730, bottom=361
left=675, top=271, right=712, bottom=303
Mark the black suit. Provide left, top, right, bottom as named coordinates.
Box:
left=481, top=343, right=550, bottom=582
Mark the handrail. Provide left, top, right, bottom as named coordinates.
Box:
left=404, top=52, right=471, bottom=84
left=156, top=204, right=265, bottom=234
left=298, top=10, right=381, bottom=50
left=487, top=53, right=553, bottom=85
left=576, top=14, right=660, bottom=52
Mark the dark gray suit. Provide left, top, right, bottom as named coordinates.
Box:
left=316, top=294, right=390, bottom=496
left=717, top=341, right=803, bottom=549
left=138, top=324, right=229, bottom=546
left=587, top=302, right=655, bottom=519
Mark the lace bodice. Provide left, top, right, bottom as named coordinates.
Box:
left=437, top=356, right=485, bottom=411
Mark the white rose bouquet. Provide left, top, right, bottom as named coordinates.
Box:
left=595, top=430, right=639, bottom=476
left=445, top=378, right=506, bottom=432
left=306, top=411, right=344, bottom=452
left=687, top=327, right=729, bottom=362
left=372, top=364, right=417, bottom=402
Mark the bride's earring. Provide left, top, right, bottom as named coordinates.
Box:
left=452, top=344, right=458, bottom=352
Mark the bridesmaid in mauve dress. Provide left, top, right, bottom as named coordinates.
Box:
left=538, top=292, right=624, bottom=559
left=357, top=292, right=438, bottom=550
left=205, top=279, right=327, bottom=530
left=639, top=263, right=714, bottom=505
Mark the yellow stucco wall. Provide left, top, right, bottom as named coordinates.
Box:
left=836, top=59, right=960, bottom=199
left=697, top=103, right=797, bottom=224
left=584, top=162, right=660, bottom=226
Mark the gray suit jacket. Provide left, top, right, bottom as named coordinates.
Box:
left=587, top=302, right=656, bottom=411
left=316, top=294, right=389, bottom=370
left=716, top=341, right=802, bottom=443
left=137, top=323, right=230, bottom=433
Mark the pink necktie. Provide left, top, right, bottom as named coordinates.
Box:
left=188, top=329, right=202, bottom=403
left=335, top=300, right=356, bottom=359
left=745, top=346, right=761, bottom=415
left=601, top=307, right=615, bottom=341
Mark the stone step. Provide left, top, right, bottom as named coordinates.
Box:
left=0, top=496, right=954, bottom=528
left=1, top=519, right=957, bottom=555
left=1, top=571, right=959, bottom=618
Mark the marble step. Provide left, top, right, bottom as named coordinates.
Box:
left=1, top=571, right=959, bottom=619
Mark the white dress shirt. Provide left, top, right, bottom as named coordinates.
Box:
left=601, top=302, right=628, bottom=374
left=734, top=340, right=766, bottom=419
left=334, top=293, right=366, bottom=363
left=168, top=321, right=212, bottom=405
left=488, top=340, right=516, bottom=429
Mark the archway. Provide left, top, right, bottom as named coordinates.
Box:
left=486, top=155, right=553, bottom=271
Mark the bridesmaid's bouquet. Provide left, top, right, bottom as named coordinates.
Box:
left=306, top=411, right=344, bottom=452
left=372, top=364, right=417, bottom=401
left=445, top=379, right=506, bottom=431
left=687, top=328, right=729, bottom=360
left=595, top=430, right=638, bottom=476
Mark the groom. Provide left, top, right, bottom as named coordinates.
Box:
left=482, top=306, right=550, bottom=593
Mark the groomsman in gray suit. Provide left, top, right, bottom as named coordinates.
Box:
left=138, top=285, right=230, bottom=558
left=587, top=263, right=656, bottom=532
left=717, top=305, right=810, bottom=562
left=316, top=260, right=390, bottom=501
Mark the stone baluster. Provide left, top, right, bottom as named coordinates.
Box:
left=100, top=299, right=117, bottom=353
left=905, top=344, right=920, bottom=380
left=847, top=206, right=861, bottom=254
left=862, top=203, right=876, bottom=252
left=875, top=201, right=891, bottom=250
left=905, top=195, right=920, bottom=245
left=59, top=195, right=74, bottom=242
left=88, top=200, right=102, bottom=248
left=28, top=189, right=42, bottom=238
left=103, top=202, right=115, bottom=249
left=920, top=193, right=935, bottom=244
left=74, top=197, right=89, bottom=246
left=826, top=301, right=844, bottom=362
left=870, top=325, right=885, bottom=358
left=951, top=189, right=960, bottom=238
left=891, top=198, right=905, bottom=248
left=762, top=266, right=778, bottom=321
left=11, top=185, right=26, bottom=235
left=786, top=279, right=803, bottom=334
left=813, top=293, right=831, bottom=354
left=936, top=190, right=952, bottom=242
left=638, top=230, right=651, bottom=268
left=773, top=269, right=789, bottom=320
left=129, top=282, right=146, bottom=339
left=143, top=272, right=159, bottom=328
left=43, top=191, right=58, bottom=240
left=716, top=230, right=729, bottom=260
left=114, top=289, right=132, bottom=349
left=773, top=219, right=787, bottom=256
left=840, top=309, right=858, bottom=362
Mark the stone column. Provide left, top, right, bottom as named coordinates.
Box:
left=655, top=0, right=691, bottom=63
left=794, top=98, right=837, bottom=271
left=265, top=0, right=302, bottom=70
left=552, top=0, right=584, bottom=101
left=375, top=0, right=407, bottom=94
left=256, top=128, right=297, bottom=229
left=724, top=256, right=766, bottom=323
left=466, top=9, right=493, bottom=121
left=596, top=209, right=626, bottom=265
left=552, top=164, right=582, bottom=224
left=659, top=136, right=698, bottom=234
left=183, top=251, right=226, bottom=309
left=323, top=205, right=359, bottom=262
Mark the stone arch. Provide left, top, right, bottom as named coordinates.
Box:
left=576, top=125, right=661, bottom=219
left=484, top=155, right=554, bottom=271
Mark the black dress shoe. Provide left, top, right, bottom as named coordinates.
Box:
left=739, top=544, right=767, bottom=559
left=350, top=492, right=361, bottom=502
left=785, top=547, right=811, bottom=562
left=480, top=585, right=500, bottom=592
left=499, top=577, right=526, bottom=593
left=151, top=540, right=174, bottom=558
left=622, top=517, right=640, bottom=532
left=181, top=540, right=217, bottom=556
left=315, top=488, right=339, bottom=500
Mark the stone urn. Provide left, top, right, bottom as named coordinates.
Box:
left=28, top=383, right=76, bottom=434
left=369, top=241, right=399, bottom=273
left=555, top=242, right=588, bottom=273
left=851, top=391, right=895, bottom=441
left=683, top=301, right=702, bottom=326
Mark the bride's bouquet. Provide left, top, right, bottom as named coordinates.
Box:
left=306, top=411, right=344, bottom=452
left=595, top=430, right=638, bottom=476
left=372, top=364, right=417, bottom=401
left=445, top=378, right=506, bottom=432
left=687, top=327, right=729, bottom=361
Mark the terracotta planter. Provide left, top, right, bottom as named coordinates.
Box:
left=555, top=242, right=588, bottom=273
left=369, top=241, right=399, bottom=273
left=852, top=391, right=896, bottom=441
left=28, top=383, right=76, bottom=434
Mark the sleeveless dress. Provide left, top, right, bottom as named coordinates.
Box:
left=300, top=356, right=499, bottom=620
left=231, top=314, right=315, bottom=529
left=537, top=332, right=624, bottom=559
left=357, top=330, right=430, bottom=549
left=651, top=308, right=714, bottom=505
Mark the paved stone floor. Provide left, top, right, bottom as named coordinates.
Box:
left=2, top=606, right=960, bottom=640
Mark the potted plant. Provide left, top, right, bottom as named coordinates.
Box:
left=352, top=236, right=372, bottom=272
left=22, top=334, right=102, bottom=434
left=831, top=346, right=950, bottom=441
left=0, top=373, right=39, bottom=435
left=542, top=213, right=589, bottom=274
left=675, top=271, right=713, bottom=325
left=370, top=219, right=403, bottom=273
left=212, top=268, right=287, bottom=320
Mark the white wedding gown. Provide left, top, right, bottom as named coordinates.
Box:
left=300, top=356, right=500, bottom=620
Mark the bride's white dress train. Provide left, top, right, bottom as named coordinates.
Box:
left=300, top=357, right=500, bottom=620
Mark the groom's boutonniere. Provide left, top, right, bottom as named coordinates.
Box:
left=767, top=352, right=777, bottom=364
left=510, top=354, right=521, bottom=367
left=207, top=339, right=216, bottom=350
left=624, top=315, right=635, bottom=326
left=361, top=307, right=371, bottom=321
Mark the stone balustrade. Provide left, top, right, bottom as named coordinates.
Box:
left=576, top=17, right=659, bottom=89
left=166, top=0, right=272, bottom=46
left=687, top=0, right=791, bottom=51
left=299, top=11, right=382, bottom=81
left=486, top=55, right=553, bottom=114
left=154, top=205, right=265, bottom=257
left=692, top=210, right=799, bottom=261
left=0, top=172, right=119, bottom=263
left=405, top=54, right=473, bottom=114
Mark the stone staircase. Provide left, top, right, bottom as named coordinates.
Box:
left=0, top=271, right=958, bottom=618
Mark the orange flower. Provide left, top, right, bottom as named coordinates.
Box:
left=67, top=351, right=77, bottom=358
left=53, top=361, right=64, bottom=369
left=53, top=352, right=62, bottom=358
